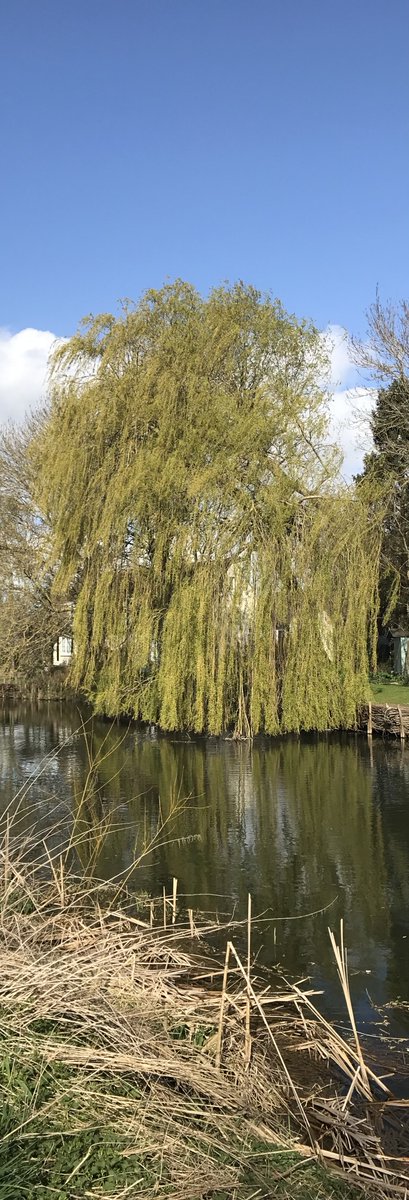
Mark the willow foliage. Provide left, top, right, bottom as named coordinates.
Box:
left=33, top=282, right=381, bottom=733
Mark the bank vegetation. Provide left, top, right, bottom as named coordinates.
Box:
left=0, top=806, right=408, bottom=1200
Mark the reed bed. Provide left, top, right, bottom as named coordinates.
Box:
left=0, top=725, right=407, bottom=1200
left=0, top=829, right=407, bottom=1200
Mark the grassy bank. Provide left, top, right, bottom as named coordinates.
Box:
left=370, top=672, right=409, bottom=705
left=370, top=682, right=409, bottom=705
left=0, top=824, right=407, bottom=1200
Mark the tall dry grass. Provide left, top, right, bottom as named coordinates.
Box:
left=0, top=726, right=407, bottom=1198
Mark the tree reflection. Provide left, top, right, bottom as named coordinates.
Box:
left=0, top=706, right=408, bottom=1023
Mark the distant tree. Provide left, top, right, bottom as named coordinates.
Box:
left=32, top=281, right=381, bottom=734
left=352, top=292, right=409, bottom=382
left=0, top=416, right=70, bottom=689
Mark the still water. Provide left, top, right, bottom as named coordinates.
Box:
left=1, top=702, right=409, bottom=1035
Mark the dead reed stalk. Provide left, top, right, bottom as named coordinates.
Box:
left=0, top=819, right=407, bottom=1199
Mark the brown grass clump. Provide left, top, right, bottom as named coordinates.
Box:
left=0, top=808, right=407, bottom=1198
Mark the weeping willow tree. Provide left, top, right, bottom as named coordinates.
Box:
left=32, top=281, right=381, bottom=734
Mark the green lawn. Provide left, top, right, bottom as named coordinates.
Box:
left=370, top=680, right=409, bottom=705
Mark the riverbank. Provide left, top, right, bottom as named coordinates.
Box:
left=0, top=830, right=408, bottom=1198
left=0, top=673, right=76, bottom=706
left=5, top=680, right=409, bottom=740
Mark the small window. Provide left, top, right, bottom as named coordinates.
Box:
left=60, top=637, right=73, bottom=657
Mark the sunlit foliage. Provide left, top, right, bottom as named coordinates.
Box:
left=33, top=282, right=381, bottom=733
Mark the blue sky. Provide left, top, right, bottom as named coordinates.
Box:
left=2, top=0, right=408, bottom=337
left=0, top=0, right=408, bottom=470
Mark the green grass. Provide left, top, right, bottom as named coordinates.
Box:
left=370, top=679, right=409, bottom=705
left=0, top=1070, right=359, bottom=1200
left=0, top=1051, right=363, bottom=1200
left=0, top=999, right=366, bottom=1200
left=0, top=1001, right=375, bottom=1200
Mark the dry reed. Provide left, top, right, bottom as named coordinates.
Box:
left=0, top=802, right=407, bottom=1197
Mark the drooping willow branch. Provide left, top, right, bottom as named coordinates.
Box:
left=30, top=281, right=382, bottom=733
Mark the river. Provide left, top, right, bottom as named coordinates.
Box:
left=1, top=701, right=408, bottom=1038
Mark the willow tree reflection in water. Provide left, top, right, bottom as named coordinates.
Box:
left=1, top=702, right=408, bottom=1030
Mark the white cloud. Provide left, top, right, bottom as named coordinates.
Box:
left=323, top=324, right=375, bottom=480
left=323, top=323, right=357, bottom=391
left=330, top=386, right=375, bottom=479
left=0, top=327, right=58, bottom=425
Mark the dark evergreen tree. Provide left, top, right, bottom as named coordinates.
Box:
left=358, top=374, right=409, bottom=626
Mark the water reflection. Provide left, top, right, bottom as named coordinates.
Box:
left=0, top=702, right=408, bottom=1030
